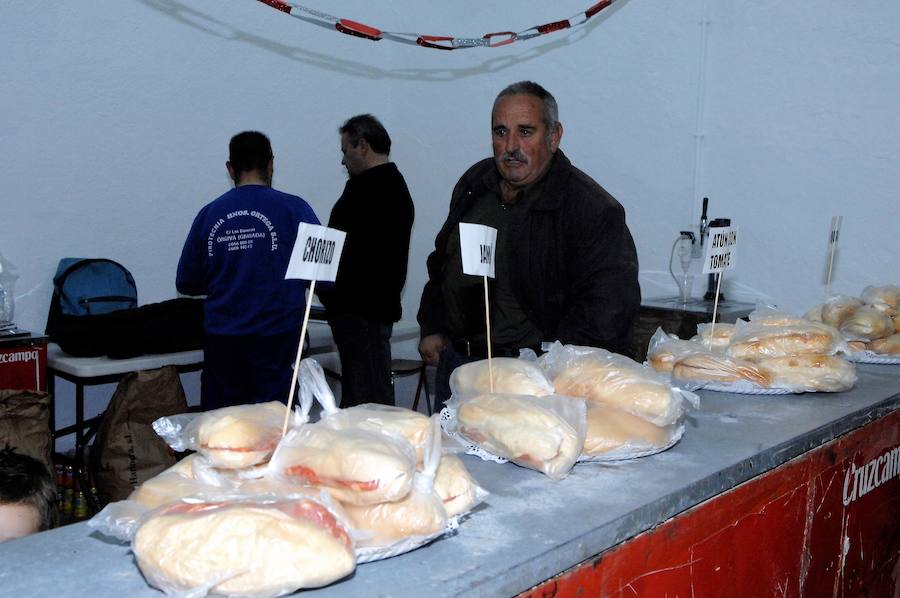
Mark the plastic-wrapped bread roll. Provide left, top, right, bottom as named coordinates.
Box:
left=450, top=357, right=554, bottom=398
left=341, top=416, right=448, bottom=548
left=129, top=454, right=208, bottom=509
left=672, top=353, right=770, bottom=388
left=269, top=424, right=415, bottom=506
left=870, top=334, right=900, bottom=355
left=542, top=344, right=685, bottom=426
left=583, top=403, right=677, bottom=456
left=860, top=285, right=900, bottom=316
left=726, top=320, right=844, bottom=361
left=893, top=314, right=900, bottom=334
left=432, top=455, right=484, bottom=518
left=756, top=354, right=857, bottom=392
left=839, top=306, right=895, bottom=341
left=132, top=499, right=356, bottom=596
left=323, top=404, right=430, bottom=463
left=455, top=393, right=585, bottom=480
left=647, top=328, right=703, bottom=373
left=819, top=295, right=864, bottom=328
left=691, top=322, right=735, bottom=350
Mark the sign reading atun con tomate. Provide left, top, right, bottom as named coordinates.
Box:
left=285, top=223, right=346, bottom=282
left=702, top=226, right=739, bottom=274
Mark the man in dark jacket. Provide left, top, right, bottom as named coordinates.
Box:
left=318, top=114, right=415, bottom=407
left=417, top=81, right=640, bottom=409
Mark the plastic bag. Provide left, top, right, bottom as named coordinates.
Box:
left=131, top=497, right=356, bottom=597
left=446, top=392, right=586, bottom=481
left=432, top=454, right=488, bottom=518
left=746, top=302, right=805, bottom=327
left=449, top=357, right=554, bottom=398
left=580, top=402, right=684, bottom=460
left=860, top=284, right=900, bottom=316
left=344, top=416, right=454, bottom=561
left=153, top=399, right=309, bottom=470
left=838, top=305, right=895, bottom=341
left=268, top=423, right=416, bottom=506
left=0, top=252, right=18, bottom=324
left=646, top=328, right=707, bottom=373
left=691, top=322, right=736, bottom=351
left=539, top=342, right=691, bottom=427
left=756, top=354, right=857, bottom=393
left=671, top=351, right=771, bottom=391
left=726, top=319, right=847, bottom=361
left=322, top=403, right=431, bottom=464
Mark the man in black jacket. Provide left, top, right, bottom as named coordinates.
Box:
left=318, top=114, right=415, bottom=407
left=417, top=81, right=640, bottom=409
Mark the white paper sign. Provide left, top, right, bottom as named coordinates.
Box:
left=285, top=223, right=346, bottom=282
left=459, top=223, right=497, bottom=278
left=702, top=226, right=739, bottom=274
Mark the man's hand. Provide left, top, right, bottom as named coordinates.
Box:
left=418, top=334, right=448, bottom=366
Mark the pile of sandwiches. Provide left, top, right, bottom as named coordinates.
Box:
left=648, top=305, right=860, bottom=393
left=805, top=285, right=900, bottom=357
left=445, top=343, right=695, bottom=481
left=92, top=381, right=485, bottom=597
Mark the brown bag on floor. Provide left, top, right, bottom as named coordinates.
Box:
left=90, top=366, right=188, bottom=503
left=0, top=390, right=53, bottom=473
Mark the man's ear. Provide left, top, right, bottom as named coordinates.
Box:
left=549, top=122, right=563, bottom=153
left=226, top=161, right=237, bottom=184
left=357, top=138, right=370, bottom=157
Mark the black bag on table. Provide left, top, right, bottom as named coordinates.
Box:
left=45, top=258, right=204, bottom=358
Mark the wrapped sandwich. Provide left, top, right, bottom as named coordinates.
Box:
left=153, top=400, right=307, bottom=470
left=541, top=342, right=688, bottom=426
left=432, top=455, right=485, bottom=518
left=582, top=402, right=680, bottom=457
left=869, top=334, right=900, bottom=355
left=672, top=352, right=770, bottom=390
left=269, top=424, right=416, bottom=506
left=322, top=403, right=431, bottom=463
left=341, top=417, right=450, bottom=550
left=646, top=328, right=705, bottom=373
left=839, top=306, right=895, bottom=341
left=726, top=320, right=845, bottom=361
left=452, top=393, right=585, bottom=480
left=450, top=357, right=554, bottom=398
left=690, top=322, right=735, bottom=350
left=132, top=498, right=355, bottom=596
left=860, top=284, right=900, bottom=316
left=756, top=354, right=857, bottom=392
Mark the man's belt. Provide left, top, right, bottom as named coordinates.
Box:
left=450, top=338, right=540, bottom=359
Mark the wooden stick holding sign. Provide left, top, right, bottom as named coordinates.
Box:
left=282, top=222, right=346, bottom=435
left=702, top=225, right=739, bottom=350
left=825, top=216, right=842, bottom=298
left=459, top=223, right=498, bottom=392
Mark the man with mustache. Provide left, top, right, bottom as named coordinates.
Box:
left=417, top=81, right=640, bottom=409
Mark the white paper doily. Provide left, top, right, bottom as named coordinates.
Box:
left=845, top=351, right=900, bottom=365
left=440, top=406, right=509, bottom=463
left=698, top=381, right=793, bottom=395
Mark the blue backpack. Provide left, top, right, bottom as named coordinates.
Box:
left=51, top=258, right=137, bottom=316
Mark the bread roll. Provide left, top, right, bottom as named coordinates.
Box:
left=324, top=404, right=430, bottom=463
left=672, top=353, right=770, bottom=388
left=341, top=489, right=446, bottom=547
left=727, top=321, right=842, bottom=361
left=846, top=340, right=868, bottom=353
left=839, top=306, right=895, bottom=341
left=271, top=425, right=415, bottom=506
left=869, top=334, right=900, bottom=355
left=432, top=455, right=480, bottom=518
left=583, top=403, right=674, bottom=456
left=196, top=402, right=287, bottom=469
left=894, top=314, right=900, bottom=334
left=133, top=500, right=355, bottom=596
left=757, top=354, right=857, bottom=392
left=820, top=296, right=864, bottom=328
left=552, top=358, right=681, bottom=426
left=129, top=455, right=207, bottom=509
left=691, top=322, right=735, bottom=350
left=450, top=357, right=553, bottom=397
left=457, top=394, right=583, bottom=480
left=860, top=285, right=900, bottom=316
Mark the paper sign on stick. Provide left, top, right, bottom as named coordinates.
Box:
left=459, top=223, right=498, bottom=278
left=702, top=226, right=739, bottom=275
left=285, top=223, right=346, bottom=282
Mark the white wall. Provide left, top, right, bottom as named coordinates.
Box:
left=3, top=1, right=899, bottom=433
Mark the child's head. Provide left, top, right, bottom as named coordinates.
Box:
left=0, top=447, right=57, bottom=542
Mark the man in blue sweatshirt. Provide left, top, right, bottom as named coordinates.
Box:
left=176, top=131, right=319, bottom=410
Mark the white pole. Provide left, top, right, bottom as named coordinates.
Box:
left=283, top=280, right=316, bottom=436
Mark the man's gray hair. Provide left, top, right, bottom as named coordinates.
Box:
left=494, top=81, right=559, bottom=141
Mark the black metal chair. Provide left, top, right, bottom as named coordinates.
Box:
left=390, top=358, right=431, bottom=415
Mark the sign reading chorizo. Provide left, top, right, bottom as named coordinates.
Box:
left=459, top=222, right=498, bottom=278
left=285, top=223, right=346, bottom=282
left=702, top=225, right=739, bottom=274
